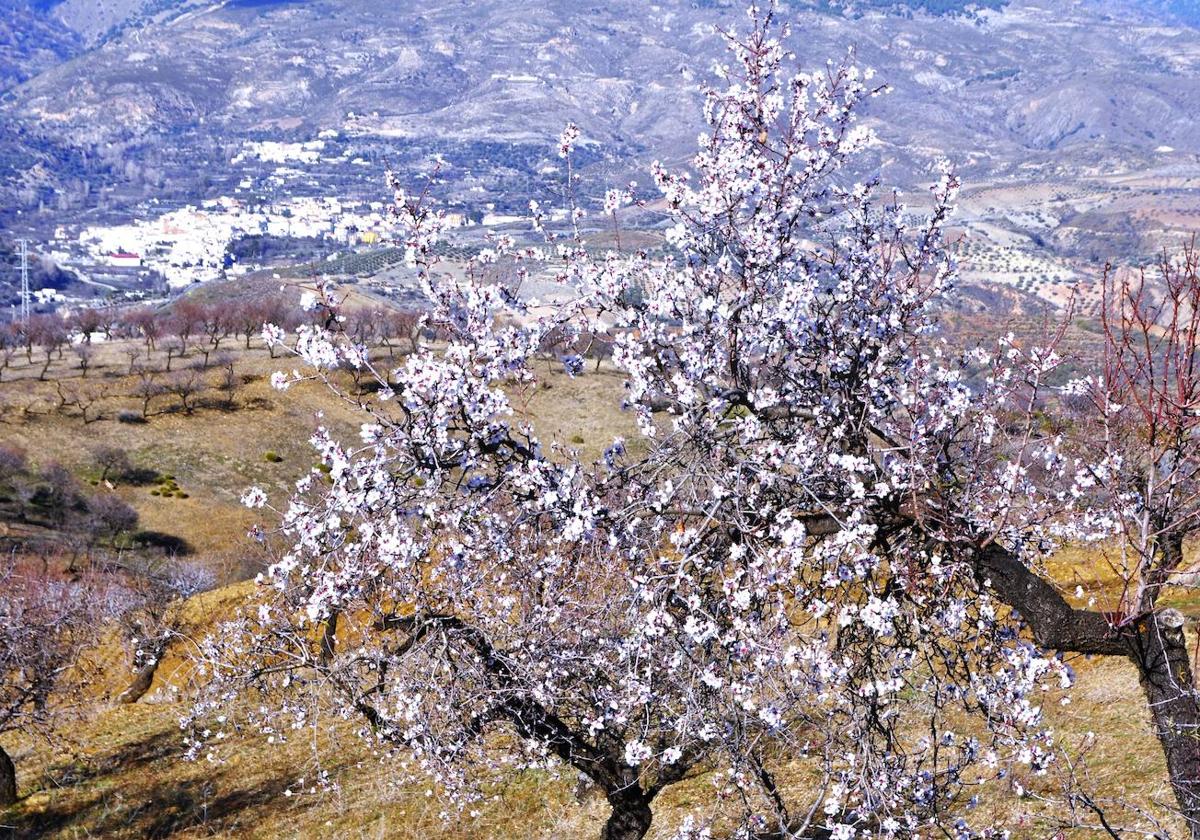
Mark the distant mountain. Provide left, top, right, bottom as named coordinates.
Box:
left=818, top=0, right=1007, bottom=14
left=0, top=2, right=79, bottom=94
left=1, top=0, right=1199, bottom=234
left=1144, top=0, right=1200, bottom=25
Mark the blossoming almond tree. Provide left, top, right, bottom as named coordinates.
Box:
left=187, top=7, right=1184, bottom=839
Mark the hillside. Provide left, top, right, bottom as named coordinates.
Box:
left=3, top=0, right=1200, bottom=319
left=0, top=274, right=639, bottom=572
left=0, top=573, right=1187, bottom=839
left=0, top=315, right=1194, bottom=837
left=10, top=0, right=1200, bottom=167
left=0, top=3, right=78, bottom=95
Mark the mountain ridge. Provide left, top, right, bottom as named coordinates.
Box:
left=2, top=0, right=1200, bottom=287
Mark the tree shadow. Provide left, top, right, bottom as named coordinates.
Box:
left=2, top=726, right=297, bottom=839
left=240, top=396, right=274, bottom=411
left=122, top=468, right=163, bottom=487
left=129, top=531, right=194, bottom=557
left=40, top=728, right=180, bottom=790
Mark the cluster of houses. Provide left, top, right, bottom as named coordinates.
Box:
left=33, top=130, right=562, bottom=297
left=57, top=195, right=399, bottom=289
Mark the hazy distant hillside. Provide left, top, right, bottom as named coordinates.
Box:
left=2, top=0, right=1200, bottom=238
left=0, top=2, right=78, bottom=93
left=31, top=0, right=210, bottom=48
left=10, top=1, right=1200, bottom=154
left=817, top=0, right=1007, bottom=13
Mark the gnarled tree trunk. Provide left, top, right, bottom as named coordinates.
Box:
left=601, top=787, right=654, bottom=840
left=116, top=635, right=169, bottom=705
left=0, top=743, right=17, bottom=806
left=1132, top=613, right=1200, bottom=839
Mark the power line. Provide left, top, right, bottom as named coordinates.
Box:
left=17, top=238, right=31, bottom=323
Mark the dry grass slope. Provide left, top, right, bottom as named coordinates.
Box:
left=0, top=322, right=1192, bottom=838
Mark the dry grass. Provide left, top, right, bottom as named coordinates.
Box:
left=0, top=629, right=1182, bottom=838
left=0, top=331, right=637, bottom=578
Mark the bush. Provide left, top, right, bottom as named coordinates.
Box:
left=87, top=493, right=139, bottom=540
left=0, top=444, right=27, bottom=481
left=117, top=410, right=147, bottom=424
left=264, top=451, right=283, bottom=463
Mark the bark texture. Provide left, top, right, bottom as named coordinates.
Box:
left=601, top=787, right=654, bottom=840
left=0, top=743, right=16, bottom=806
left=1131, top=616, right=1200, bottom=839
left=115, top=635, right=169, bottom=705
left=979, top=542, right=1200, bottom=836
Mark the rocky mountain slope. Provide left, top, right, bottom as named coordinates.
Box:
left=1, top=0, right=1198, bottom=274
left=9, top=1, right=1200, bottom=159
left=0, top=2, right=78, bottom=94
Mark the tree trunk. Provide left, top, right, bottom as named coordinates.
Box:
left=601, top=788, right=653, bottom=840
left=1132, top=612, right=1200, bottom=838
left=1139, top=532, right=1186, bottom=615
left=0, top=743, right=16, bottom=806
left=319, top=611, right=339, bottom=665
left=116, top=636, right=168, bottom=704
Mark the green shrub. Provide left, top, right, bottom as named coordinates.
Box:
left=264, top=451, right=283, bottom=463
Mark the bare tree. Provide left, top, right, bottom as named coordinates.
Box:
left=115, top=558, right=215, bottom=705
left=0, top=342, right=15, bottom=382
left=210, top=353, right=239, bottom=410
left=86, top=492, right=139, bottom=549
left=124, top=307, right=162, bottom=353
left=69, top=307, right=103, bottom=344
left=229, top=299, right=266, bottom=351
left=95, top=306, right=120, bottom=341
left=54, top=381, right=103, bottom=424
left=1059, top=242, right=1200, bottom=831
left=199, top=302, right=231, bottom=365
left=258, top=295, right=300, bottom=359
left=169, top=300, right=205, bottom=353
left=92, top=446, right=132, bottom=484
left=0, top=556, right=127, bottom=805
left=132, top=367, right=163, bottom=418
left=72, top=342, right=93, bottom=378
left=382, top=309, right=422, bottom=357
left=162, top=336, right=185, bottom=373
left=29, top=315, right=68, bottom=381
left=164, top=364, right=206, bottom=414
left=14, top=319, right=35, bottom=363
left=123, top=345, right=141, bottom=376
left=35, top=462, right=83, bottom=530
